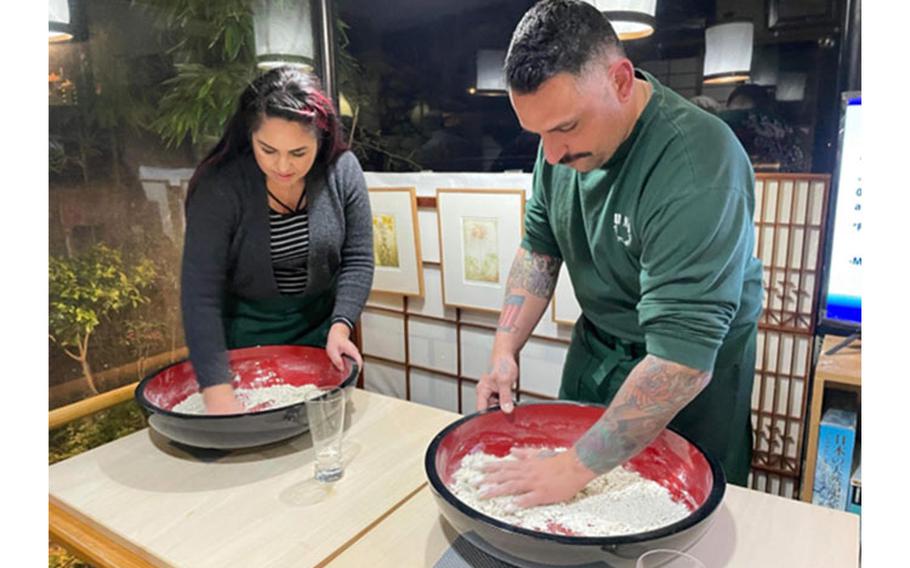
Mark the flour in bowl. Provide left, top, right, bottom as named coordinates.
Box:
left=449, top=448, right=691, bottom=537
left=172, top=383, right=325, bottom=414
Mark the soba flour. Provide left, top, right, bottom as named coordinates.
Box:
left=172, top=383, right=324, bottom=414
left=449, top=448, right=690, bottom=537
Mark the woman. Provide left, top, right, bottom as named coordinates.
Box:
left=181, top=67, right=374, bottom=414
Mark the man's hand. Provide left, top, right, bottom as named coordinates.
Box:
left=202, top=383, right=244, bottom=414
left=326, top=322, right=362, bottom=371
left=479, top=447, right=597, bottom=508
left=477, top=353, right=519, bottom=413
left=477, top=248, right=561, bottom=414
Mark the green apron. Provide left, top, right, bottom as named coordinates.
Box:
left=223, top=287, right=335, bottom=350
left=559, top=316, right=756, bottom=486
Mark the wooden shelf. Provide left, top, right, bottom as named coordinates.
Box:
left=800, top=335, right=861, bottom=502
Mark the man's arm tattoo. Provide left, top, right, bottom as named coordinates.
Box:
left=505, top=249, right=561, bottom=299
left=497, top=295, right=526, bottom=332
left=575, top=355, right=711, bottom=474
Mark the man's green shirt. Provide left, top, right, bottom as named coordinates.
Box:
left=522, top=70, right=764, bottom=372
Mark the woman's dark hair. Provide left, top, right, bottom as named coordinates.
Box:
left=187, top=66, right=347, bottom=200
left=505, top=0, right=625, bottom=94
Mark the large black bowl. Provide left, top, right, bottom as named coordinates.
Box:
left=425, top=402, right=725, bottom=568
left=135, top=345, right=357, bottom=450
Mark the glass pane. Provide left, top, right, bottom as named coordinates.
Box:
left=48, top=0, right=326, bottom=408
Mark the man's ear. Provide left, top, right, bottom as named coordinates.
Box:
left=609, top=59, right=636, bottom=103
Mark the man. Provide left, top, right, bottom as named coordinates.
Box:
left=476, top=0, right=763, bottom=508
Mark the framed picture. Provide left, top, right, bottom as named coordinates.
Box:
left=552, top=263, right=582, bottom=325
left=368, top=187, right=424, bottom=297
left=436, top=189, right=525, bottom=313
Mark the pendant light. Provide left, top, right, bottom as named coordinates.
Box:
left=469, top=49, right=508, bottom=96
left=587, top=1, right=657, bottom=41
left=49, top=0, right=73, bottom=43
left=703, top=21, right=754, bottom=85
left=253, top=0, right=316, bottom=71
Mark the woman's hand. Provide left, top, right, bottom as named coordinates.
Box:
left=202, top=383, right=244, bottom=415
left=326, top=322, right=362, bottom=371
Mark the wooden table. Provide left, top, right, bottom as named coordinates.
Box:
left=800, top=335, right=861, bottom=502
left=330, top=485, right=860, bottom=567
left=49, top=389, right=459, bottom=568
left=50, top=388, right=859, bottom=567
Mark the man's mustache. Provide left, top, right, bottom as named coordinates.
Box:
left=560, top=152, right=592, bottom=165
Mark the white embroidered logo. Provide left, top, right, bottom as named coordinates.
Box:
left=613, top=213, right=632, bottom=246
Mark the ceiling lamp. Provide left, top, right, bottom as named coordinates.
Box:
left=703, top=21, right=754, bottom=85
left=253, top=0, right=316, bottom=71
left=471, top=49, right=507, bottom=96
left=49, top=0, right=73, bottom=43
left=588, top=1, right=657, bottom=41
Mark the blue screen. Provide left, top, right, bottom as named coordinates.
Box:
left=824, top=96, right=862, bottom=326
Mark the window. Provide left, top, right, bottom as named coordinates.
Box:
left=48, top=0, right=328, bottom=406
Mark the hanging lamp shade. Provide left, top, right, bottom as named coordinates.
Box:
left=588, top=1, right=657, bottom=41
left=253, top=0, right=316, bottom=71
left=703, top=22, right=754, bottom=85
left=471, top=49, right=507, bottom=96
left=49, top=0, right=73, bottom=43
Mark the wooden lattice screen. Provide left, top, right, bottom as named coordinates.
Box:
left=748, top=174, right=831, bottom=498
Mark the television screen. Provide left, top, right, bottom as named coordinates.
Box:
left=821, top=93, right=862, bottom=330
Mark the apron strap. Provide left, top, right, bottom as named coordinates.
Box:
left=560, top=316, right=647, bottom=402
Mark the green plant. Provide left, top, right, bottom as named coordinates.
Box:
left=49, top=541, right=90, bottom=568
left=144, top=0, right=257, bottom=151
left=49, top=244, right=157, bottom=394
left=144, top=0, right=422, bottom=170
left=49, top=22, right=154, bottom=186
left=49, top=400, right=148, bottom=465
left=49, top=135, right=81, bottom=176
left=84, top=27, right=156, bottom=186
left=152, top=62, right=256, bottom=150
left=124, top=319, right=168, bottom=380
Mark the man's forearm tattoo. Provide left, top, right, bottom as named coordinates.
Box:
left=506, top=249, right=561, bottom=299
left=575, top=355, right=711, bottom=474
left=498, top=295, right=525, bottom=332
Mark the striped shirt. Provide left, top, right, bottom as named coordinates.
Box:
left=269, top=208, right=310, bottom=295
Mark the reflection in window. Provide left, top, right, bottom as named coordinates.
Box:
left=48, top=0, right=326, bottom=407
left=336, top=0, right=848, bottom=174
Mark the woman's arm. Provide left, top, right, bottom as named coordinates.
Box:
left=325, top=153, right=374, bottom=370
left=181, top=173, right=243, bottom=412
left=329, top=152, right=375, bottom=327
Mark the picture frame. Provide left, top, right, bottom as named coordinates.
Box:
left=551, top=263, right=582, bottom=325
left=368, top=187, right=425, bottom=297
left=436, top=189, right=526, bottom=313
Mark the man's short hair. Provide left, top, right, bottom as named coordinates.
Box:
left=505, top=0, right=625, bottom=94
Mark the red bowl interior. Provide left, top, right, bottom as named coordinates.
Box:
left=434, top=403, right=713, bottom=511
left=141, top=345, right=353, bottom=412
